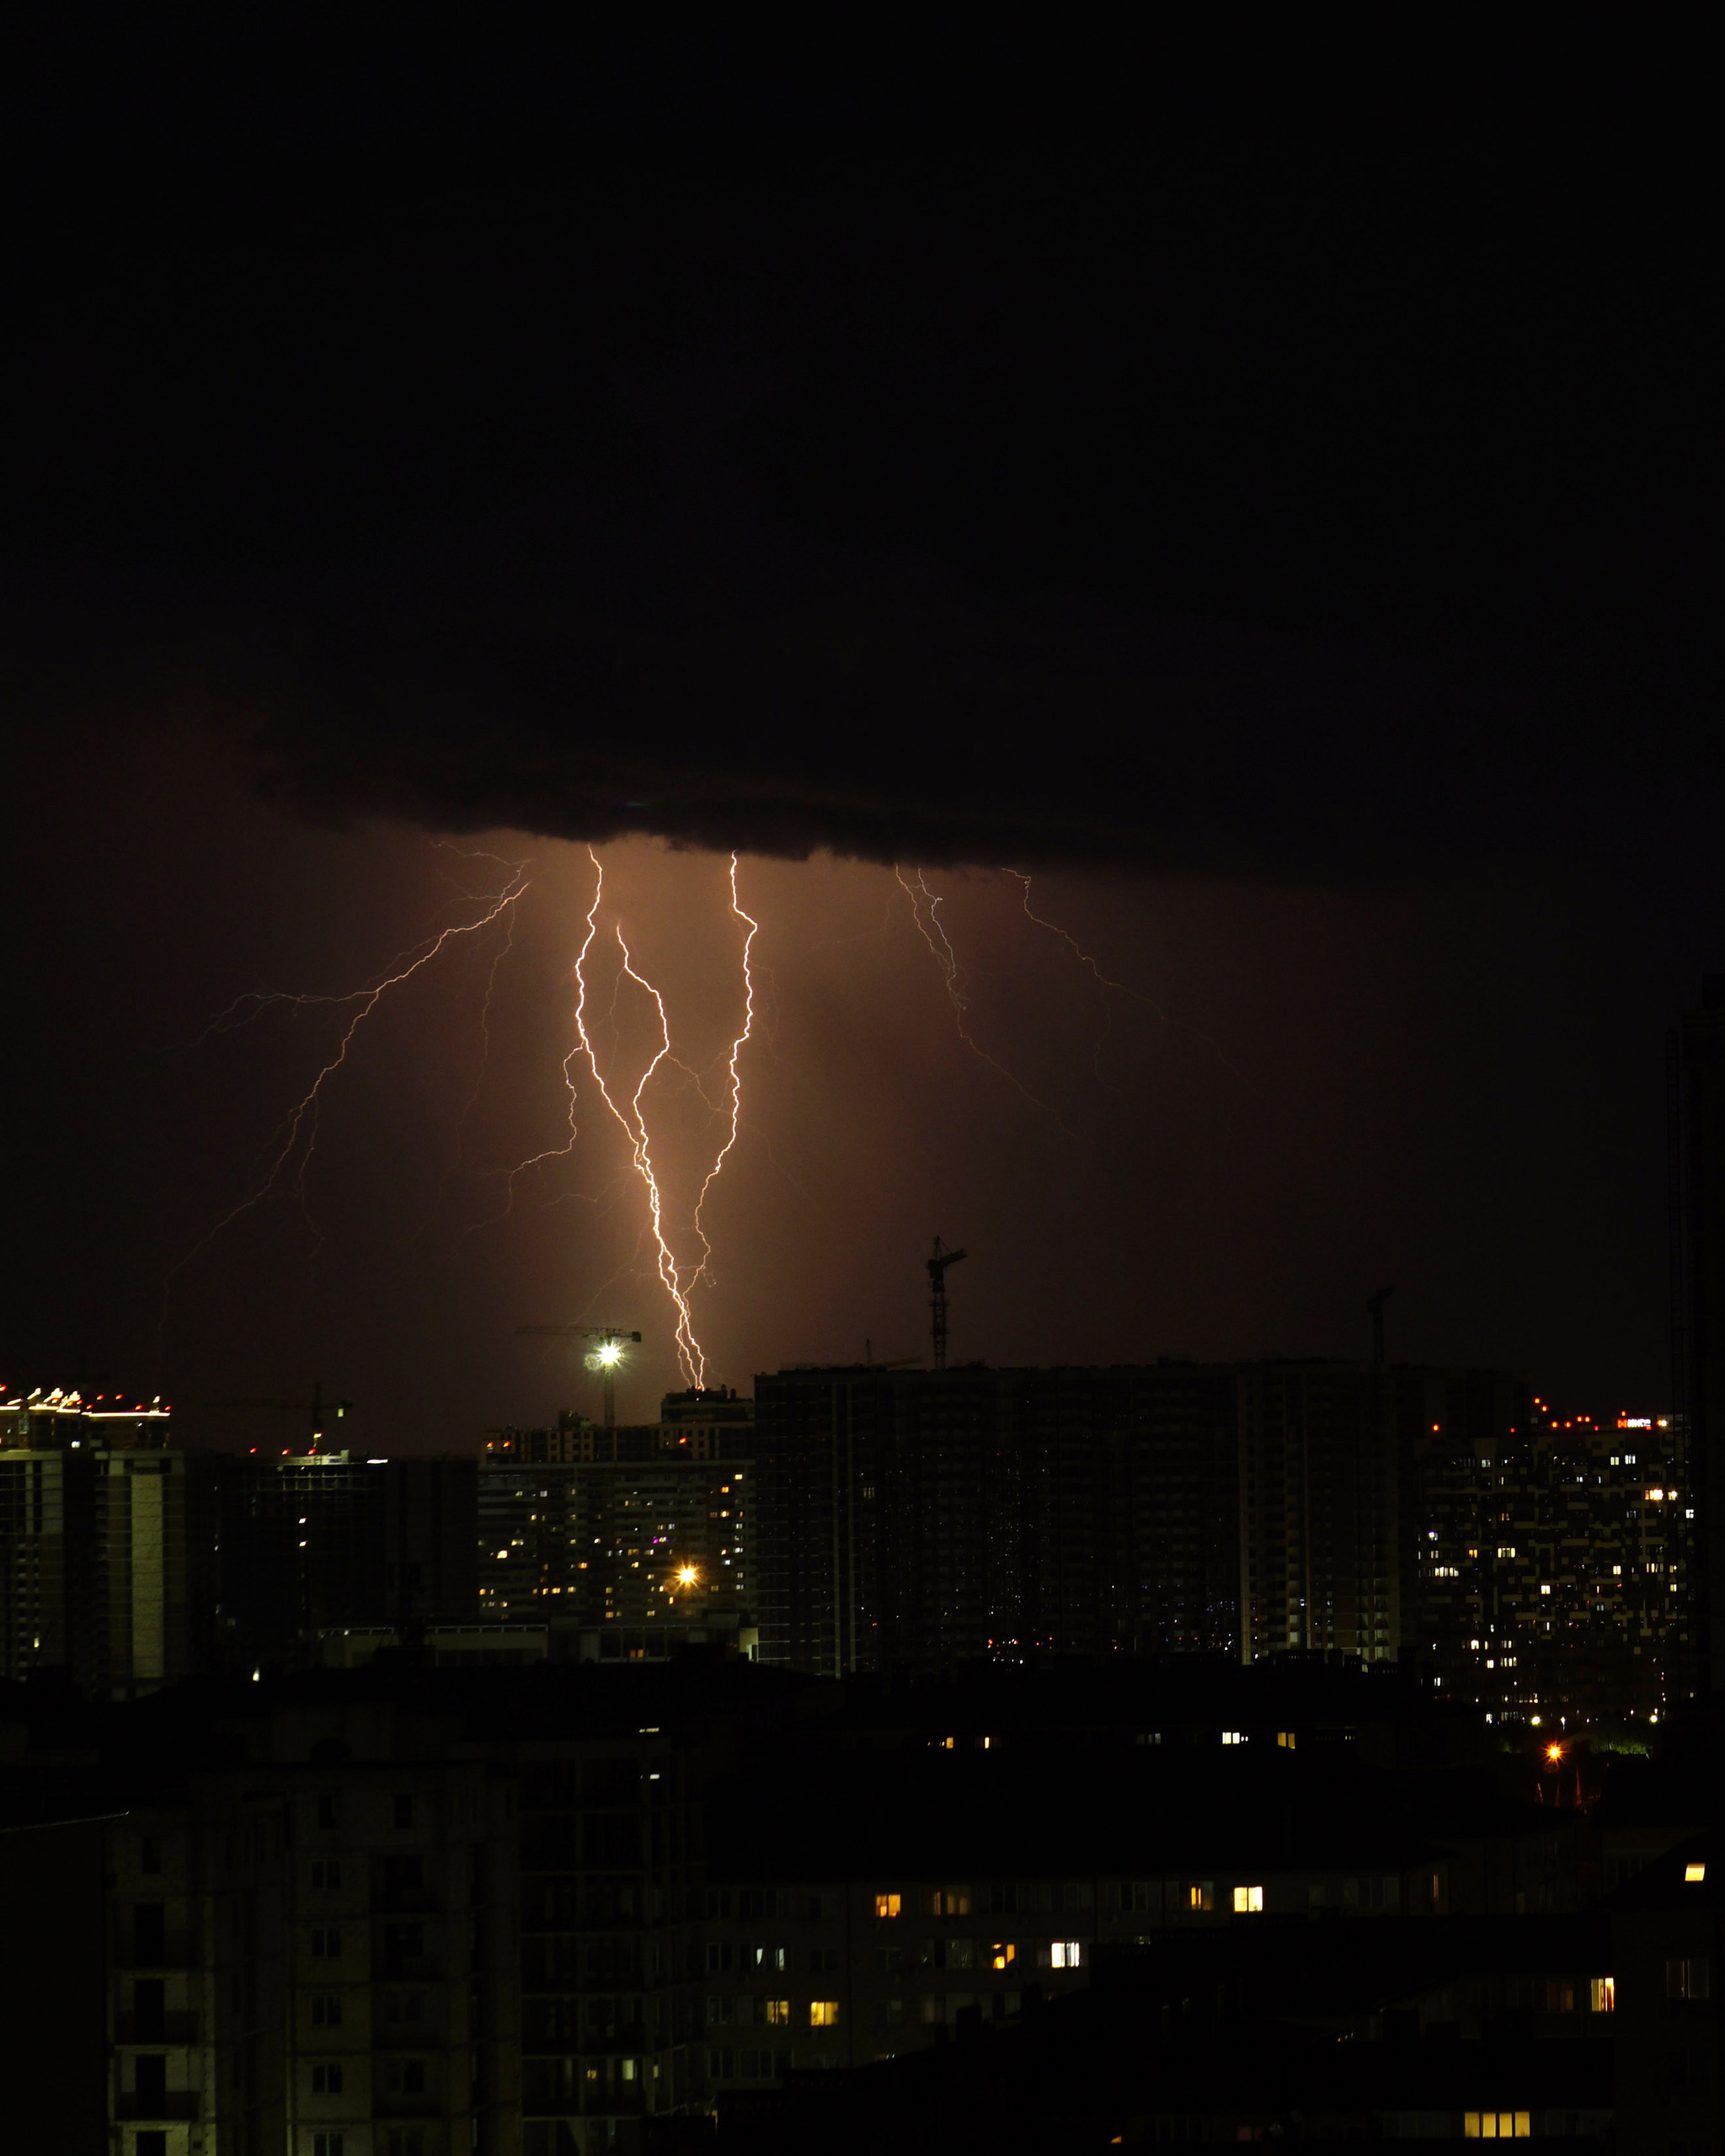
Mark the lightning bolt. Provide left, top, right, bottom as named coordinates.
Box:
left=691, top=854, right=758, bottom=1287
left=568, top=849, right=761, bottom=1388
left=895, top=865, right=1071, bottom=1132
left=572, top=850, right=705, bottom=1386
left=164, top=862, right=531, bottom=1313
left=1007, top=869, right=1245, bottom=1083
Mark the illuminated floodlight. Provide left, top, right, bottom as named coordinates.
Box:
left=588, top=1341, right=625, bottom=1370
left=676, top=1565, right=699, bottom=1587
left=1546, top=1743, right=1563, bottom=1763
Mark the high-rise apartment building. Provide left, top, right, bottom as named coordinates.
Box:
left=1236, top=1362, right=1402, bottom=1664
left=0, top=1682, right=707, bottom=2155
left=756, top=1361, right=1543, bottom=1682
left=1, top=1389, right=479, bottom=1689
left=480, top=1390, right=756, bottom=1658
left=753, top=1365, right=1241, bottom=1676
left=0, top=1386, right=217, bottom=1696
left=220, top=1451, right=479, bottom=1669
left=1670, top=974, right=1725, bottom=1689
left=1413, top=1406, right=1690, bottom=1721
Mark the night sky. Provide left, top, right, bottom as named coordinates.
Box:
left=1, top=24, right=1715, bottom=1451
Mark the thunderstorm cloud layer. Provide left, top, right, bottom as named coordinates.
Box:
left=3, top=28, right=1711, bottom=887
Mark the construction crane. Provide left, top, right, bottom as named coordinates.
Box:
left=926, top=1237, right=967, bottom=1372
left=515, top=1326, right=641, bottom=1428
left=1366, top=1283, right=1397, bottom=1368
left=208, top=1380, right=353, bottom=1454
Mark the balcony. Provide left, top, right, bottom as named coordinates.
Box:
left=117, top=1932, right=195, bottom=1971
left=114, top=2094, right=201, bottom=2122
left=375, top=1882, right=443, bottom=1915
left=115, top=2011, right=200, bottom=2044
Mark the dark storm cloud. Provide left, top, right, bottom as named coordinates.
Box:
left=3, top=21, right=1711, bottom=879
left=237, top=569, right=1612, bottom=880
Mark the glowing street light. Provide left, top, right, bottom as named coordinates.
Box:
left=676, top=1565, right=699, bottom=1588
left=515, top=1325, right=641, bottom=1427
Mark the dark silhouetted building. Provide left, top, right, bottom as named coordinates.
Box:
left=1671, top=973, right=1725, bottom=1690
left=756, top=1363, right=1542, bottom=1681
left=0, top=1385, right=232, bottom=1696
left=221, top=1451, right=479, bottom=1669
left=754, top=1365, right=1241, bottom=1677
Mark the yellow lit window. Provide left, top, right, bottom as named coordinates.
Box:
left=1463, top=2114, right=1530, bottom=2138
left=874, top=1893, right=900, bottom=1919
left=1589, top=1976, right=1615, bottom=2013
left=991, top=1943, right=1016, bottom=1970
left=1186, top=1883, right=1213, bottom=1912
left=1232, top=1885, right=1264, bottom=1913
left=1276, top=1731, right=1296, bottom=1749
left=1685, top=1861, right=1706, bottom=1883
left=765, top=1999, right=791, bottom=2025
left=931, top=1887, right=972, bottom=1917
left=809, top=2000, right=840, bottom=2026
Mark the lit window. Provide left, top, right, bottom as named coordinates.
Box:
left=1220, top=1730, right=1244, bottom=1746
left=873, top=1893, right=900, bottom=1920
left=1232, top=1885, right=1264, bottom=1913
left=1589, top=1976, right=1615, bottom=2013
left=1463, top=2114, right=1530, bottom=2138
left=1685, top=1862, right=1706, bottom=1883
left=1276, top=1732, right=1296, bottom=1750
left=809, top=2000, right=840, bottom=2026
left=765, top=1999, right=790, bottom=2025
left=1186, top=1883, right=1213, bottom=1913
left=1539, top=1583, right=1551, bottom=1596
left=991, top=1943, right=1016, bottom=1970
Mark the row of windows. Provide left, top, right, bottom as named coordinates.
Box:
left=309, top=1924, right=433, bottom=1959
left=293, top=2136, right=427, bottom=2156
left=309, top=1992, right=434, bottom=2028
left=870, top=1938, right=1082, bottom=1971
left=308, top=1854, right=430, bottom=1892
left=313, top=1793, right=419, bottom=1832
left=706, top=2047, right=792, bottom=2081
left=701, top=1997, right=839, bottom=2027
left=308, top=2059, right=430, bottom=2095
left=873, top=1883, right=1094, bottom=1919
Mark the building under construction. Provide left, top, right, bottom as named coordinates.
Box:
left=750, top=1360, right=1566, bottom=1685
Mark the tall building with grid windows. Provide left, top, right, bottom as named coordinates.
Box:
left=753, top=1364, right=1241, bottom=1676
left=480, top=1390, right=756, bottom=1659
